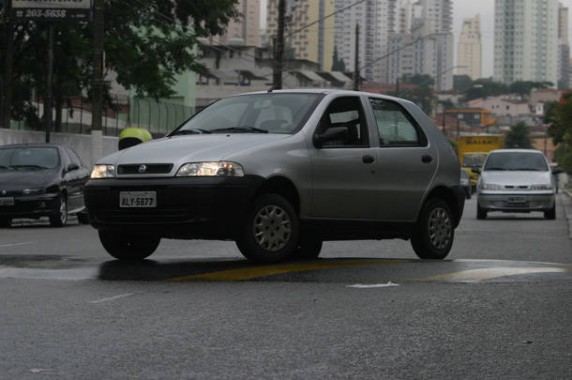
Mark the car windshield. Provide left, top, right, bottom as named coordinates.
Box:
left=0, top=146, right=60, bottom=170
left=170, top=93, right=322, bottom=136
left=484, top=152, right=548, bottom=171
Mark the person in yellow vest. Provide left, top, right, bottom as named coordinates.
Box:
left=118, top=127, right=153, bottom=150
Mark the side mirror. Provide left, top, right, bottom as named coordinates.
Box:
left=551, top=166, right=563, bottom=175
left=313, top=126, right=349, bottom=149
left=67, top=163, right=80, bottom=172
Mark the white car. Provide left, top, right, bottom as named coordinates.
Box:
left=476, top=149, right=557, bottom=220
left=85, top=89, right=465, bottom=263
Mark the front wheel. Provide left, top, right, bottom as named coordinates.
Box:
left=49, top=194, right=67, bottom=227
left=476, top=203, right=487, bottom=220
left=411, top=198, right=454, bottom=260
left=0, top=218, right=11, bottom=228
left=235, top=194, right=299, bottom=263
left=544, top=204, right=556, bottom=220
left=98, top=230, right=160, bottom=261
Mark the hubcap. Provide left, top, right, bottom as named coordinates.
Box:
left=253, top=205, right=291, bottom=252
left=59, top=198, right=67, bottom=224
left=428, top=207, right=451, bottom=249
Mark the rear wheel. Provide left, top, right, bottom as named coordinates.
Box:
left=476, top=203, right=487, bottom=220
left=99, top=230, right=160, bottom=261
left=49, top=194, right=67, bottom=227
left=411, top=198, right=454, bottom=260
left=544, top=205, right=556, bottom=220
left=236, top=194, right=299, bottom=263
left=294, top=233, right=323, bottom=260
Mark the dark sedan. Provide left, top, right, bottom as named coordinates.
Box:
left=0, top=143, right=90, bottom=227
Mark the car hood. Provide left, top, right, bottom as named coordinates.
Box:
left=482, top=170, right=551, bottom=185
left=100, top=134, right=291, bottom=165
left=0, top=169, right=59, bottom=190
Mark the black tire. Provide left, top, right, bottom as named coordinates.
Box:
left=411, top=198, right=454, bottom=260
left=235, top=194, right=299, bottom=263
left=476, top=203, right=487, bottom=220
left=77, top=211, right=90, bottom=225
left=49, top=194, right=67, bottom=227
left=544, top=205, right=556, bottom=220
left=294, top=233, right=323, bottom=260
left=98, top=230, right=160, bottom=261
left=0, top=218, right=11, bottom=228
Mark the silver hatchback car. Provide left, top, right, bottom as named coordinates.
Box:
left=85, top=89, right=465, bottom=263
left=476, top=149, right=557, bottom=220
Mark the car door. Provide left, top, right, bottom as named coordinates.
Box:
left=309, top=95, right=378, bottom=220
left=61, top=147, right=89, bottom=212
left=368, top=97, right=438, bottom=222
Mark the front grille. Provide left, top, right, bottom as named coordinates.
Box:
left=504, top=185, right=529, bottom=191
left=117, top=164, right=173, bottom=175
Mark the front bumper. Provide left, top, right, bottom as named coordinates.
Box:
left=478, top=192, right=555, bottom=212
left=0, top=193, right=59, bottom=219
left=84, top=176, right=263, bottom=239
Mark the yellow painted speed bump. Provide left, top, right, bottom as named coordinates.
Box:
left=168, top=259, right=402, bottom=282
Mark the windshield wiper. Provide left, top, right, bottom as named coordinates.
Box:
left=484, top=167, right=507, bottom=171
left=211, top=127, right=268, bottom=134
left=170, top=128, right=212, bottom=136
left=10, top=165, right=48, bottom=170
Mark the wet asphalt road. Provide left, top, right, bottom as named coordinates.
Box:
left=1, top=196, right=572, bottom=379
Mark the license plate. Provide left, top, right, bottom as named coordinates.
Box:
left=0, top=197, right=15, bottom=206
left=508, top=196, right=526, bottom=203
left=119, top=191, right=157, bottom=208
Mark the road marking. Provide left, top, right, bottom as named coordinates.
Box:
left=410, top=267, right=569, bottom=283
left=0, top=241, right=34, bottom=248
left=347, top=282, right=400, bottom=288
left=169, top=259, right=401, bottom=282
left=88, top=293, right=133, bottom=304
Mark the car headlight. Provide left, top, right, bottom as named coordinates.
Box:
left=176, top=162, right=244, bottom=177
left=90, top=164, right=116, bottom=179
left=21, top=188, right=45, bottom=195
left=531, top=184, right=553, bottom=191
left=481, top=183, right=502, bottom=191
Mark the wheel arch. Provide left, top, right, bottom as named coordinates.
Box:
left=422, top=186, right=463, bottom=227
left=255, top=176, right=301, bottom=215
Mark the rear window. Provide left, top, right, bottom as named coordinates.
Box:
left=484, top=152, right=548, bottom=172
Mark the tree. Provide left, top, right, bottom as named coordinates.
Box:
left=546, top=92, right=572, bottom=172
left=505, top=122, right=532, bottom=149
left=0, top=0, right=240, bottom=129
left=392, top=74, right=435, bottom=115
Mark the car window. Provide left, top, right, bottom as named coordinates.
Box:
left=316, top=96, right=368, bottom=148
left=369, top=98, right=426, bottom=147
left=0, top=147, right=60, bottom=169
left=484, top=152, right=548, bottom=171
left=66, top=147, right=84, bottom=167
left=171, top=93, right=322, bottom=135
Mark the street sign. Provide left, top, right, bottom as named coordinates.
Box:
left=11, top=0, right=92, bottom=21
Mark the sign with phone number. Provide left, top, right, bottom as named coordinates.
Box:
left=11, top=0, right=91, bottom=20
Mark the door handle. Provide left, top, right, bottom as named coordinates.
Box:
left=421, top=154, right=433, bottom=163
left=362, top=155, right=375, bottom=164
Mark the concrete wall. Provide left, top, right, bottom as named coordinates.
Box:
left=0, top=129, right=118, bottom=168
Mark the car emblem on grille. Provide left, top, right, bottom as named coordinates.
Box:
left=138, top=165, right=147, bottom=173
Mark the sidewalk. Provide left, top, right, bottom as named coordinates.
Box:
left=561, top=189, right=572, bottom=238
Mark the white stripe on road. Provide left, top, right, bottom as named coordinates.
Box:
left=347, top=282, right=400, bottom=288
left=0, top=241, right=35, bottom=248
left=88, top=293, right=134, bottom=304
left=411, top=267, right=568, bottom=283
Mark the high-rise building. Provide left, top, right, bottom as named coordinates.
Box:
left=334, top=0, right=399, bottom=82
left=558, top=4, right=570, bottom=89
left=207, top=0, right=261, bottom=46
left=494, top=0, right=559, bottom=86
left=266, top=0, right=334, bottom=71
left=457, top=15, right=482, bottom=80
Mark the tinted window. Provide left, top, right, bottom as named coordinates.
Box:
left=316, top=96, right=368, bottom=147
left=369, top=98, right=426, bottom=147
left=484, top=152, right=548, bottom=171
left=0, top=147, right=60, bottom=169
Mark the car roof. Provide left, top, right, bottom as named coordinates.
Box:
left=0, top=143, right=62, bottom=149
left=489, top=149, right=544, bottom=154
left=230, top=88, right=411, bottom=103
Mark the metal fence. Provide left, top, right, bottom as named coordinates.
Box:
left=7, top=96, right=195, bottom=137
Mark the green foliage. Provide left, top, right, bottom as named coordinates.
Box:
left=1, top=0, right=239, bottom=127
left=505, top=122, right=532, bottom=149
left=546, top=93, right=572, bottom=172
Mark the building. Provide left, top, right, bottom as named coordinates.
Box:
left=558, top=4, right=570, bottom=89
left=494, top=0, right=559, bottom=86
left=456, top=15, right=482, bottom=80
left=207, top=0, right=261, bottom=47
left=266, top=0, right=334, bottom=72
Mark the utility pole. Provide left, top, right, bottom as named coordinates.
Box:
left=353, top=23, right=360, bottom=91
left=45, top=25, right=54, bottom=142
left=92, top=0, right=104, bottom=163
left=272, top=0, right=285, bottom=90
left=1, top=0, right=12, bottom=129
